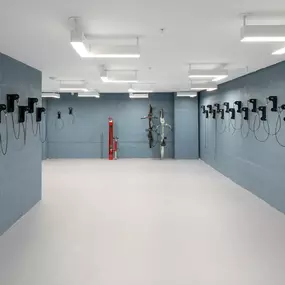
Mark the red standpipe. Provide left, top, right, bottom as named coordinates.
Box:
left=108, top=117, right=114, bottom=160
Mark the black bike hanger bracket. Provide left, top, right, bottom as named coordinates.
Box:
left=268, top=96, right=278, bottom=112
left=18, top=105, right=29, bottom=123
left=214, top=103, right=221, bottom=113
left=258, top=106, right=267, bottom=121
left=241, top=107, right=249, bottom=120
left=248, top=99, right=257, bottom=112
left=223, top=102, right=230, bottom=113
left=220, top=109, right=225, bottom=120
left=0, top=104, right=6, bottom=123
left=36, top=107, right=46, bottom=122
left=229, top=108, right=235, bottom=119
left=28, top=97, right=39, bottom=113
left=234, top=101, right=242, bottom=113
left=207, top=105, right=213, bottom=114
left=7, top=94, right=20, bottom=113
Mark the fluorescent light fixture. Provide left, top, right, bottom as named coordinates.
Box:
left=60, top=81, right=89, bottom=92
left=95, top=54, right=140, bottom=58
left=71, top=42, right=93, bottom=57
left=128, top=88, right=153, bottom=93
left=91, top=45, right=140, bottom=58
left=241, top=25, right=285, bottom=42
left=188, top=69, right=228, bottom=81
left=42, top=93, right=60, bottom=99
left=100, top=69, right=138, bottom=83
left=70, top=29, right=93, bottom=57
left=212, top=75, right=228, bottom=82
left=71, top=33, right=140, bottom=58
left=272, top=47, right=285, bottom=55
left=60, top=87, right=89, bottom=92
left=207, top=88, right=217, bottom=92
left=129, top=93, right=148, bottom=99
left=78, top=92, right=100, bottom=98
left=190, top=83, right=217, bottom=92
left=101, top=77, right=138, bottom=83
left=177, top=92, right=197, bottom=98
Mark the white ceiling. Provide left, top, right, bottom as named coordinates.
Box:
left=1, top=0, right=285, bottom=93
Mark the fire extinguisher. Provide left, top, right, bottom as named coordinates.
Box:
left=113, top=137, right=119, bottom=160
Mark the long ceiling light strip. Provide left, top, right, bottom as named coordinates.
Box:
left=101, top=78, right=138, bottom=83
left=177, top=92, right=197, bottom=98
left=129, top=93, right=149, bottom=99
left=59, top=80, right=89, bottom=92
left=188, top=69, right=228, bottom=82
left=60, top=87, right=89, bottom=92
left=78, top=92, right=100, bottom=98
left=241, top=25, right=285, bottom=43
left=190, top=82, right=218, bottom=92
left=272, top=47, right=285, bottom=55
left=70, top=22, right=140, bottom=59
left=42, top=93, right=60, bottom=99
left=128, top=88, right=153, bottom=93
left=100, top=69, right=138, bottom=83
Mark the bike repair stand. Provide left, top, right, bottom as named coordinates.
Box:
left=113, top=137, right=119, bottom=160
left=108, top=117, right=114, bottom=160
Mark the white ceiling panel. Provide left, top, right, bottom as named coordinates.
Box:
left=0, top=0, right=285, bottom=93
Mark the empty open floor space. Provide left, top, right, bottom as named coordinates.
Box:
left=0, top=159, right=285, bottom=285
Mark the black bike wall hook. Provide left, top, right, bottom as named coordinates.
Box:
left=229, top=108, right=235, bottom=119
left=258, top=106, right=267, bottom=121
left=28, top=98, right=38, bottom=113
left=207, top=105, right=213, bottom=114
left=267, top=96, right=278, bottom=112
left=234, top=101, right=242, bottom=113
left=248, top=99, right=257, bottom=112
left=214, top=103, right=221, bottom=113
left=223, top=102, right=230, bottom=113
left=241, top=107, right=249, bottom=121
left=0, top=104, right=7, bottom=123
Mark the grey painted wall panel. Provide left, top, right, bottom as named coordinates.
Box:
left=174, top=96, right=199, bottom=159
left=46, top=93, right=174, bottom=159
left=199, top=61, right=285, bottom=213
left=0, top=53, right=42, bottom=235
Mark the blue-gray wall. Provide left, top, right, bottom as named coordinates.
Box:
left=46, top=93, right=175, bottom=159
left=200, top=61, right=285, bottom=213
left=174, top=95, right=199, bottom=159
left=0, top=53, right=42, bottom=235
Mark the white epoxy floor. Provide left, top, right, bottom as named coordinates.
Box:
left=1, top=159, right=285, bottom=285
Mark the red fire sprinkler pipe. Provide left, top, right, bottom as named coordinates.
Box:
left=108, top=117, right=114, bottom=160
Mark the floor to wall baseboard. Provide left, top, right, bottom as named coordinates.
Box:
left=1, top=159, right=285, bottom=285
